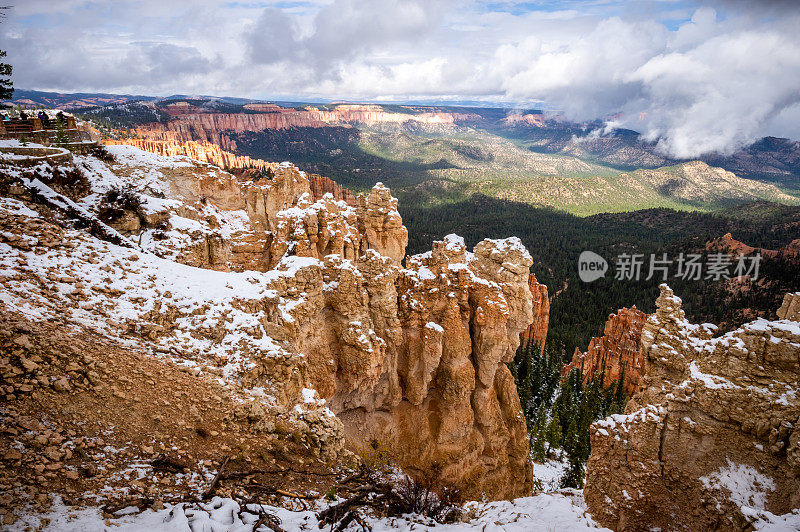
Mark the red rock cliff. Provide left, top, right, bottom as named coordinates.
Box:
left=562, top=306, right=646, bottom=395
left=708, top=232, right=800, bottom=260
left=117, top=104, right=483, bottom=154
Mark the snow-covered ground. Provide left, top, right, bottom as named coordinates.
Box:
left=15, top=491, right=795, bottom=531
left=532, top=459, right=569, bottom=492
left=9, top=493, right=611, bottom=531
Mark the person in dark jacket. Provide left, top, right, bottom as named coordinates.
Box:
left=38, top=111, right=50, bottom=128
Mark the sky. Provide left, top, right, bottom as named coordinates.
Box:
left=2, top=0, right=800, bottom=157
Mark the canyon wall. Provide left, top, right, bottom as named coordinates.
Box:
left=112, top=104, right=483, bottom=156
left=562, top=306, right=646, bottom=395
left=585, top=286, right=800, bottom=530
left=105, top=138, right=276, bottom=172
left=127, top=105, right=481, bottom=146
left=94, top=146, right=534, bottom=498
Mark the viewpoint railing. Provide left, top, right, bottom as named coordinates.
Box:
left=0, top=116, right=97, bottom=151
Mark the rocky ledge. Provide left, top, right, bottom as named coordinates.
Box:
left=585, top=285, right=800, bottom=530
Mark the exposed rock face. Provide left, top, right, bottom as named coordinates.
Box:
left=708, top=232, right=800, bottom=261
left=173, top=171, right=528, bottom=497
left=585, top=285, right=800, bottom=531
left=123, top=105, right=482, bottom=150
left=308, top=174, right=357, bottom=206
left=0, top=144, right=535, bottom=499
left=520, top=273, right=549, bottom=351
left=503, top=112, right=546, bottom=127
left=300, top=234, right=535, bottom=498
left=778, top=292, right=800, bottom=321
left=105, top=138, right=358, bottom=207
left=105, top=138, right=276, bottom=172
left=562, top=307, right=646, bottom=395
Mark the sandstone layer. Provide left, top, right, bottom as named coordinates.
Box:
left=520, top=273, right=549, bottom=351
left=585, top=285, right=800, bottom=530
left=105, top=138, right=276, bottom=172
left=562, top=306, right=646, bottom=395
left=112, top=103, right=483, bottom=159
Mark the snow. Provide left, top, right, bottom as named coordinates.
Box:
left=533, top=459, right=569, bottom=492
left=747, top=508, right=800, bottom=531
left=426, top=321, right=444, bottom=333
left=594, top=405, right=663, bottom=434
left=687, top=361, right=736, bottom=390
left=9, top=493, right=611, bottom=531
left=490, top=236, right=532, bottom=261
left=443, top=233, right=465, bottom=252
left=0, top=197, right=40, bottom=218
left=700, top=460, right=776, bottom=511
left=0, top=139, right=48, bottom=149
left=106, top=144, right=193, bottom=169
left=0, top=195, right=303, bottom=389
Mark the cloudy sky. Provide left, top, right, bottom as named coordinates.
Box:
left=3, top=0, right=800, bottom=156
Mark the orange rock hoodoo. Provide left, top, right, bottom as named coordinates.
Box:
left=562, top=306, right=647, bottom=395
left=520, top=273, right=549, bottom=351
left=585, top=287, right=800, bottom=530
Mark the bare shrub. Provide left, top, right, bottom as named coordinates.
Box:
left=98, top=186, right=143, bottom=223
left=89, top=144, right=116, bottom=164
left=391, top=464, right=463, bottom=523
left=48, top=165, right=91, bottom=198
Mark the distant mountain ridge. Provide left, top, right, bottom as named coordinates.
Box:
left=18, top=89, right=798, bottom=213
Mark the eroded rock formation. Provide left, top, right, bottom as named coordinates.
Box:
left=562, top=306, right=646, bottom=395
left=105, top=138, right=358, bottom=207
left=2, top=144, right=534, bottom=499
left=105, top=138, right=276, bottom=172
left=585, top=285, right=800, bottom=530
left=109, top=103, right=483, bottom=158
left=708, top=232, right=800, bottom=261
left=520, top=273, right=549, bottom=351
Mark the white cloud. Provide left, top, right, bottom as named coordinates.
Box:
left=2, top=0, right=800, bottom=156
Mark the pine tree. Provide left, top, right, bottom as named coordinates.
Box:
left=612, top=364, right=627, bottom=413
left=0, top=49, right=11, bottom=100
left=546, top=411, right=562, bottom=456
left=560, top=453, right=586, bottom=489
left=563, top=416, right=579, bottom=457
left=532, top=421, right=547, bottom=462
left=55, top=118, right=70, bottom=148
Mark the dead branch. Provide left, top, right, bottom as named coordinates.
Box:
left=202, top=454, right=231, bottom=500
